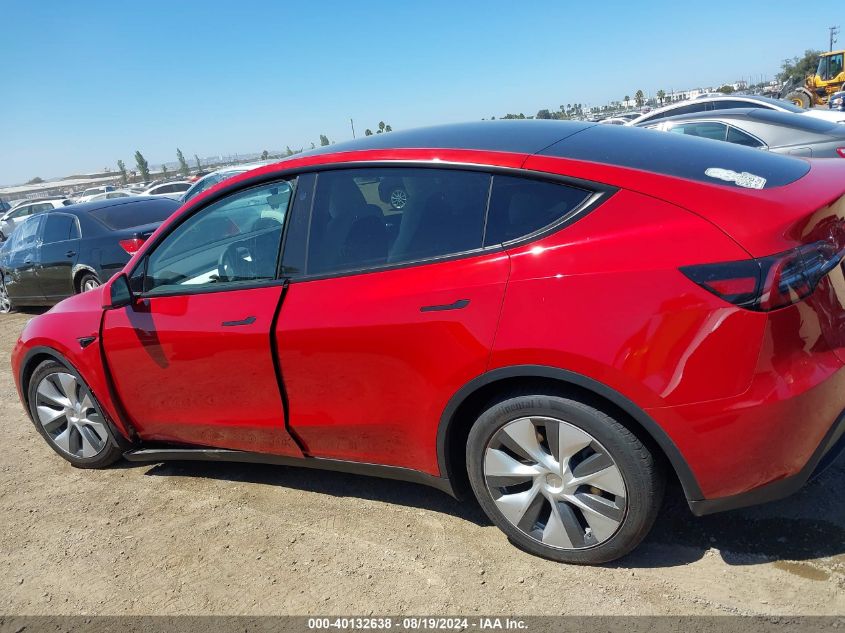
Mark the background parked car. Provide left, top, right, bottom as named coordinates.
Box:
left=0, top=200, right=10, bottom=215
left=831, top=91, right=845, bottom=112
left=86, top=190, right=133, bottom=202
left=181, top=161, right=275, bottom=203
left=141, top=181, right=192, bottom=199
left=643, top=107, right=845, bottom=158
left=0, top=196, right=180, bottom=311
left=75, top=185, right=116, bottom=203
left=628, top=94, right=845, bottom=126
left=0, top=198, right=73, bottom=241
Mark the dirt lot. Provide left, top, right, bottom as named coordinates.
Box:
left=0, top=309, right=843, bottom=616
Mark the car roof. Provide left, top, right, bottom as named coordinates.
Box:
left=56, top=196, right=181, bottom=216
left=629, top=95, right=802, bottom=126
left=650, top=107, right=844, bottom=134
left=248, top=120, right=810, bottom=191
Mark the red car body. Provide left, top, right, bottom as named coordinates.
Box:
left=12, top=121, right=845, bottom=516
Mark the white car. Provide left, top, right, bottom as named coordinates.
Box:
left=75, top=185, right=117, bottom=203
left=181, top=161, right=275, bottom=203
left=628, top=95, right=845, bottom=127
left=85, top=190, right=134, bottom=202
left=0, top=198, right=73, bottom=240
left=141, top=181, right=192, bottom=200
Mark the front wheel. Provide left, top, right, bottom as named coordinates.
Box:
left=785, top=90, right=812, bottom=109
left=27, top=360, right=123, bottom=468
left=77, top=272, right=101, bottom=293
left=0, top=277, right=13, bottom=313
left=467, top=393, right=664, bottom=564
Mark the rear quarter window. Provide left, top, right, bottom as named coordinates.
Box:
left=485, top=176, right=591, bottom=245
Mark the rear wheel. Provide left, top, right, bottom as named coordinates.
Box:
left=77, top=272, right=101, bottom=293
left=785, top=90, right=812, bottom=109
left=467, top=393, right=664, bottom=564
left=27, top=360, right=123, bottom=468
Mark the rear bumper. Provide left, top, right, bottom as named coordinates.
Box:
left=688, top=409, right=845, bottom=515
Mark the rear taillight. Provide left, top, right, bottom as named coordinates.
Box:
left=681, top=240, right=845, bottom=311
left=119, top=237, right=146, bottom=254
left=836, top=148, right=845, bottom=158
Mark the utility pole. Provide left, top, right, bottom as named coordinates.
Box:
left=350, top=118, right=356, bottom=139
left=830, top=25, right=840, bottom=51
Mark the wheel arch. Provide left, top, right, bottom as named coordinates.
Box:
left=436, top=365, right=704, bottom=502
left=72, top=265, right=99, bottom=292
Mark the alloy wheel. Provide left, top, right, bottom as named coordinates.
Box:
left=483, top=416, right=627, bottom=550
left=34, top=372, right=109, bottom=459
left=0, top=280, right=10, bottom=313
left=390, top=188, right=408, bottom=209
left=82, top=278, right=100, bottom=292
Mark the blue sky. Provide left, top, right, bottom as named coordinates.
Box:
left=0, top=0, right=841, bottom=185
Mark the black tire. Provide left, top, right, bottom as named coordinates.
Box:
left=0, top=276, right=13, bottom=314
left=785, top=90, right=812, bottom=109
left=76, top=272, right=101, bottom=294
left=466, top=393, right=664, bottom=564
left=27, top=360, right=123, bottom=468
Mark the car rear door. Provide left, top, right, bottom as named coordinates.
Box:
left=100, top=178, right=302, bottom=456
left=35, top=212, right=81, bottom=301
left=274, top=168, right=511, bottom=474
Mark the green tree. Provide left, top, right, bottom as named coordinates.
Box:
left=319, top=134, right=330, bottom=146
left=161, top=164, right=169, bottom=179
left=176, top=148, right=190, bottom=177
left=656, top=89, right=666, bottom=106
left=194, top=154, right=202, bottom=172
left=364, top=129, right=373, bottom=136
left=117, top=159, right=128, bottom=185
left=134, top=151, right=150, bottom=182
left=285, top=146, right=294, bottom=156
left=377, top=121, right=386, bottom=134
left=536, top=109, right=552, bottom=119
left=261, top=150, right=269, bottom=160
left=717, top=84, right=735, bottom=94
left=635, top=90, right=645, bottom=107
left=385, top=124, right=392, bottom=132
left=624, top=95, right=630, bottom=105
left=26, top=176, right=44, bottom=184
left=778, top=49, right=821, bottom=85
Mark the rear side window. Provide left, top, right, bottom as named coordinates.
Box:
left=727, top=126, right=764, bottom=148
left=485, top=176, right=591, bottom=245
left=669, top=122, right=728, bottom=141
left=305, top=168, right=490, bottom=275
left=42, top=214, right=79, bottom=243
left=89, top=200, right=178, bottom=230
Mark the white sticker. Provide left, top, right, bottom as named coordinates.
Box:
left=704, top=167, right=767, bottom=190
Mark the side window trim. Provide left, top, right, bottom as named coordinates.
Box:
left=134, top=176, right=297, bottom=299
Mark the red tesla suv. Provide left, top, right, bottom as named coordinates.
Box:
left=11, top=121, right=845, bottom=564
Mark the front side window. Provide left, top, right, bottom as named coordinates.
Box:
left=143, top=180, right=292, bottom=294
left=668, top=122, right=728, bottom=141
left=306, top=168, right=490, bottom=275
left=11, top=206, right=31, bottom=219
left=485, top=176, right=591, bottom=245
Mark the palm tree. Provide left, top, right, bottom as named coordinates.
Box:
left=635, top=90, right=645, bottom=107
left=656, top=90, right=666, bottom=106
left=624, top=95, right=631, bottom=108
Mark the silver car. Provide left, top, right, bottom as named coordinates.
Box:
left=0, top=198, right=73, bottom=240
left=643, top=107, right=845, bottom=158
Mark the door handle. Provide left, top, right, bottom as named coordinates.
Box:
left=24, top=259, right=32, bottom=265
left=221, top=316, right=256, bottom=327
left=66, top=250, right=76, bottom=257
left=420, top=299, right=470, bottom=312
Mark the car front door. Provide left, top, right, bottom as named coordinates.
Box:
left=100, top=179, right=302, bottom=456
left=3, top=215, right=44, bottom=303
left=274, top=167, right=511, bottom=474
left=35, top=212, right=81, bottom=301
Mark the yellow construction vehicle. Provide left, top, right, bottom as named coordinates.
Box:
left=785, top=49, right=845, bottom=108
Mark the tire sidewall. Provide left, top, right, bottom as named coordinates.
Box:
left=466, top=394, right=662, bottom=564
left=77, top=272, right=100, bottom=294
left=27, top=359, right=123, bottom=468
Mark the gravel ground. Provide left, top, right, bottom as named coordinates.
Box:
left=0, top=309, right=843, bottom=616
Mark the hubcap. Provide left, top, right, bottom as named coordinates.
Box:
left=483, top=416, right=627, bottom=550
left=35, top=372, right=108, bottom=458
left=390, top=188, right=408, bottom=209
left=82, top=278, right=100, bottom=292
left=0, top=281, right=10, bottom=313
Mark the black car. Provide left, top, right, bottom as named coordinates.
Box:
left=0, top=196, right=180, bottom=312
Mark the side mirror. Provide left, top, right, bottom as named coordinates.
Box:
left=105, top=273, right=133, bottom=309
